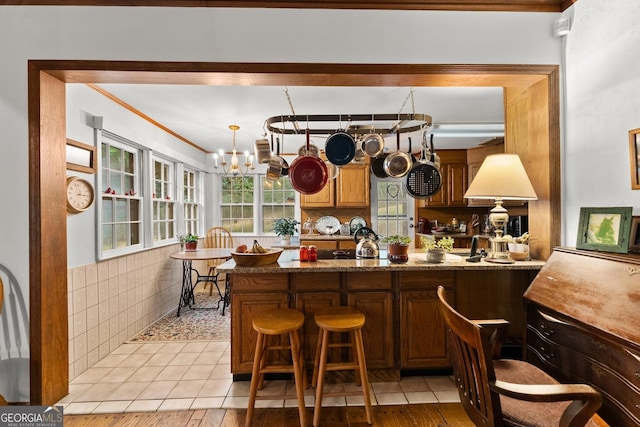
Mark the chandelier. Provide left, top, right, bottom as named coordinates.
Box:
left=213, top=125, right=255, bottom=176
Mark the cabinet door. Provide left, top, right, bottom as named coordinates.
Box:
left=294, top=292, right=342, bottom=367
left=400, top=290, right=450, bottom=368
left=300, top=181, right=334, bottom=207
left=467, top=162, right=492, bottom=206
left=447, top=163, right=468, bottom=206
left=231, top=292, right=289, bottom=373
left=348, top=291, right=394, bottom=369
left=336, top=164, right=370, bottom=207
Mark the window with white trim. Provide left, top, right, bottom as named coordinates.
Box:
left=372, top=179, right=412, bottom=239
left=261, top=176, right=295, bottom=233
left=152, top=157, right=176, bottom=242
left=183, top=168, right=200, bottom=236
left=220, top=176, right=254, bottom=233
left=100, top=139, right=142, bottom=252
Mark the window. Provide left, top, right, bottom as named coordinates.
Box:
left=261, top=176, right=295, bottom=233
left=151, top=157, right=176, bottom=242
left=220, top=176, right=254, bottom=233
left=183, top=168, right=200, bottom=236
left=100, top=138, right=142, bottom=252
left=373, top=180, right=412, bottom=238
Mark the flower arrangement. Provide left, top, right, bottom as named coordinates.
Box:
left=272, top=218, right=299, bottom=236
left=420, top=235, right=455, bottom=252
left=381, top=235, right=412, bottom=245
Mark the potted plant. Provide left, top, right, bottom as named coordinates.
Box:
left=381, top=235, right=412, bottom=264
left=182, top=233, right=199, bottom=251
left=273, top=218, right=299, bottom=244
left=421, top=235, right=454, bottom=263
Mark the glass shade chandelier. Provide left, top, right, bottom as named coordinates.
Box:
left=213, top=125, right=255, bottom=176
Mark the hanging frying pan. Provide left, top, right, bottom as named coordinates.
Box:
left=407, top=136, right=417, bottom=165
left=383, top=130, right=412, bottom=178
left=289, top=129, right=329, bottom=195
left=370, top=153, right=389, bottom=178
left=325, top=130, right=356, bottom=166
left=325, top=160, right=340, bottom=180
left=276, top=137, right=289, bottom=176
left=361, top=132, right=385, bottom=157
left=405, top=133, right=442, bottom=198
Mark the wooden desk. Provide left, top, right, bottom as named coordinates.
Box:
left=170, top=248, right=232, bottom=316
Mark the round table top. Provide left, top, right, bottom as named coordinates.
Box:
left=169, top=248, right=233, bottom=260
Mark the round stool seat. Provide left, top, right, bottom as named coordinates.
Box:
left=253, top=308, right=304, bottom=335
left=314, top=306, right=365, bottom=332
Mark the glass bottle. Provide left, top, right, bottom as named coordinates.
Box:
left=299, top=245, right=309, bottom=262
left=309, top=245, right=318, bottom=262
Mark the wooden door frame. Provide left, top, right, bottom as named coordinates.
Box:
left=28, top=61, right=559, bottom=404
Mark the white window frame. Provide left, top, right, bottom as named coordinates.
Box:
left=182, top=166, right=201, bottom=236
left=97, top=131, right=144, bottom=259
left=260, top=175, right=296, bottom=234
left=151, top=155, right=177, bottom=244
left=370, top=176, right=415, bottom=244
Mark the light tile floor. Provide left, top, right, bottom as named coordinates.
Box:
left=57, top=340, right=460, bottom=415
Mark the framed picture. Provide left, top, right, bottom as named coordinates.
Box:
left=66, top=138, right=97, bottom=174
left=629, top=128, right=640, bottom=190
left=576, top=207, right=633, bottom=254
left=630, top=216, right=640, bottom=253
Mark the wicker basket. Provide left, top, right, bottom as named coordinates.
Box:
left=230, top=248, right=283, bottom=266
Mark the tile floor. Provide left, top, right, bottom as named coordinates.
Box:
left=57, top=340, right=460, bottom=415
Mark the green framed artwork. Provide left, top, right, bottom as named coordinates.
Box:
left=576, top=207, right=633, bottom=254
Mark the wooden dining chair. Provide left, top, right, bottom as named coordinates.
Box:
left=198, top=226, right=233, bottom=304
left=437, top=286, right=602, bottom=427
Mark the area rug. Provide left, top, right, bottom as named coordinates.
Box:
left=128, top=291, right=230, bottom=342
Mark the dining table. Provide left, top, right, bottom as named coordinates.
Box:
left=169, top=248, right=233, bottom=316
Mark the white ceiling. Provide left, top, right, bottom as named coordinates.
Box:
left=95, top=84, right=505, bottom=156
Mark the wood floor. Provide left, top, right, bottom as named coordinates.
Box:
left=63, top=403, right=474, bottom=426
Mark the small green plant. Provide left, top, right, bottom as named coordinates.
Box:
left=273, top=218, right=299, bottom=236
left=381, top=235, right=412, bottom=245
left=183, top=233, right=198, bottom=243
left=421, top=235, right=454, bottom=252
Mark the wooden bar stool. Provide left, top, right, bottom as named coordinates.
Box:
left=245, top=308, right=307, bottom=427
left=312, top=306, right=373, bottom=426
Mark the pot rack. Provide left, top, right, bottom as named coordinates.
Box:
left=265, top=113, right=432, bottom=137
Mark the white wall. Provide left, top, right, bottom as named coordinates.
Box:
left=0, top=6, right=564, bottom=401
left=563, top=0, right=640, bottom=244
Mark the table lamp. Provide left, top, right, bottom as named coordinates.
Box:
left=464, top=154, right=537, bottom=261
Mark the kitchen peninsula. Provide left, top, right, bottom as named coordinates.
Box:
left=217, top=251, right=544, bottom=379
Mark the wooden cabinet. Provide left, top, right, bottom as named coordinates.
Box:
left=347, top=272, right=394, bottom=369
left=301, top=240, right=337, bottom=250
left=300, top=162, right=370, bottom=208
left=292, top=273, right=341, bottom=368
left=336, top=163, right=370, bottom=207
left=524, top=248, right=640, bottom=427
left=399, top=271, right=454, bottom=369
left=230, top=274, right=289, bottom=373
left=417, top=151, right=468, bottom=207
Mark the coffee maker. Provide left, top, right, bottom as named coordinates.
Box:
left=506, top=216, right=528, bottom=237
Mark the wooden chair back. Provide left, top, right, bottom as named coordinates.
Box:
left=437, top=286, right=502, bottom=426
left=204, top=227, right=233, bottom=267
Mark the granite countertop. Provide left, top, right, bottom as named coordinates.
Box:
left=217, top=250, right=544, bottom=273
left=299, top=234, right=354, bottom=241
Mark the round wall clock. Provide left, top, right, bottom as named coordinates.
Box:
left=66, top=176, right=95, bottom=213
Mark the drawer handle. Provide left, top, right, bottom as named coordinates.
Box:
left=591, top=339, right=607, bottom=351
left=591, top=366, right=605, bottom=378
left=540, top=323, right=555, bottom=337
left=636, top=371, right=640, bottom=378
left=540, top=346, right=554, bottom=360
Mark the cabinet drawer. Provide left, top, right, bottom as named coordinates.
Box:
left=528, top=307, right=640, bottom=390
left=527, top=331, right=640, bottom=426
left=291, top=272, right=341, bottom=292
left=347, top=272, right=392, bottom=290
left=399, top=271, right=454, bottom=290
left=232, top=273, right=289, bottom=292
left=301, top=240, right=337, bottom=250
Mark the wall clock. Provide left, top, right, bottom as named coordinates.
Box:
left=66, top=176, right=95, bottom=213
